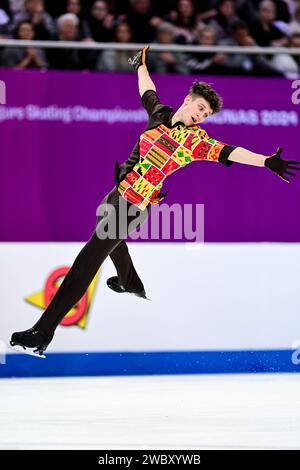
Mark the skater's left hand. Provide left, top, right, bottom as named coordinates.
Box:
left=264, top=147, right=300, bottom=183
left=128, top=45, right=150, bottom=71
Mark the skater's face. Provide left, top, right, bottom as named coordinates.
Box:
left=181, top=95, right=213, bottom=126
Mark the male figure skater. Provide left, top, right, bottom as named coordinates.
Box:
left=10, top=46, right=299, bottom=357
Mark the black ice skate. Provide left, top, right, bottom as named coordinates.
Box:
left=106, top=276, right=151, bottom=300
left=9, top=327, right=54, bottom=359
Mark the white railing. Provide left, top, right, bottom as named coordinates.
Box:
left=0, top=39, right=299, bottom=55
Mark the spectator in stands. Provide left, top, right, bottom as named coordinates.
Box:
left=272, top=0, right=291, bottom=23
left=11, top=0, right=56, bottom=40
left=126, top=0, right=162, bottom=43
left=1, top=0, right=297, bottom=77
left=270, top=32, right=300, bottom=77
left=196, top=0, right=219, bottom=22
left=42, top=0, right=66, bottom=19
left=87, top=0, right=114, bottom=42
left=290, top=30, right=300, bottom=49
left=66, top=0, right=81, bottom=16
left=148, top=21, right=189, bottom=74
left=236, top=0, right=258, bottom=25
left=167, top=0, right=201, bottom=43
left=289, top=29, right=300, bottom=70
left=286, top=0, right=300, bottom=17
left=107, top=0, right=132, bottom=17
left=0, top=7, right=10, bottom=37
left=220, top=20, right=284, bottom=75
left=250, top=0, right=288, bottom=46
left=9, top=1, right=25, bottom=15
left=288, top=5, right=300, bottom=35
left=1, top=20, right=47, bottom=68
left=185, top=25, right=227, bottom=74
left=56, top=13, right=80, bottom=40
left=65, top=0, right=92, bottom=40
left=208, top=0, right=240, bottom=40
left=91, top=0, right=171, bottom=19
left=151, top=0, right=180, bottom=17
left=46, top=13, right=93, bottom=70
left=237, top=0, right=291, bottom=25
left=96, top=21, right=135, bottom=72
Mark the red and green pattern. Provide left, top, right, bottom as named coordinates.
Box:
left=125, top=169, right=140, bottom=185
left=143, top=165, right=165, bottom=186
left=161, top=158, right=180, bottom=175
left=146, top=146, right=169, bottom=168
left=117, top=123, right=228, bottom=210
left=155, top=134, right=180, bottom=156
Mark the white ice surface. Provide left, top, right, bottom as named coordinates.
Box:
left=0, top=373, right=299, bottom=450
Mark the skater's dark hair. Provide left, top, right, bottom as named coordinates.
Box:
left=188, top=81, right=223, bottom=114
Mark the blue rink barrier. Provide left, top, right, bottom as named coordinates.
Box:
left=0, top=349, right=299, bottom=378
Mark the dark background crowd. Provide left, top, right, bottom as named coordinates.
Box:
left=0, top=0, right=299, bottom=77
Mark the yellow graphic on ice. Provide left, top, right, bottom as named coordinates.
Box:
left=25, top=266, right=101, bottom=329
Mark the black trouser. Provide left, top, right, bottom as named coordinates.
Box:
left=33, top=187, right=149, bottom=335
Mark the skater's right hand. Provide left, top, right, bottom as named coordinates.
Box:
left=128, top=45, right=150, bottom=71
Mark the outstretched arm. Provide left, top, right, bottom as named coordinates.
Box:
left=195, top=128, right=299, bottom=182
left=228, top=146, right=299, bottom=183
left=227, top=147, right=267, bottom=167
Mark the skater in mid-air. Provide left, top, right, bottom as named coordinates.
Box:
left=10, top=46, right=299, bottom=357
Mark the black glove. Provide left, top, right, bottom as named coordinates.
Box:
left=128, top=45, right=149, bottom=71
left=264, top=147, right=299, bottom=183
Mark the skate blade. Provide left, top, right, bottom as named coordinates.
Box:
left=8, top=344, right=46, bottom=359
left=129, top=292, right=152, bottom=301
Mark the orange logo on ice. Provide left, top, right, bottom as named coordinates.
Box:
left=25, top=266, right=100, bottom=329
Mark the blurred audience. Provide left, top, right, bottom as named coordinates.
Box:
left=66, top=0, right=91, bottom=40
left=0, top=7, right=10, bottom=36
left=250, top=0, right=288, bottom=46
left=288, top=5, right=300, bottom=34
left=185, top=25, right=227, bottom=74
left=196, top=0, right=219, bottom=22
left=0, top=0, right=298, bottom=75
left=270, top=31, right=300, bottom=77
left=1, top=20, right=47, bottom=67
left=96, top=21, right=135, bottom=71
left=10, top=0, right=56, bottom=40
left=46, top=13, right=94, bottom=69
left=166, top=0, right=201, bottom=44
left=208, top=0, right=239, bottom=40
left=220, top=20, right=284, bottom=75
left=148, top=21, right=189, bottom=73
left=125, top=0, right=162, bottom=43
left=87, top=0, right=114, bottom=42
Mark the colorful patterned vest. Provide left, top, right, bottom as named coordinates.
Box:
left=117, top=122, right=227, bottom=211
